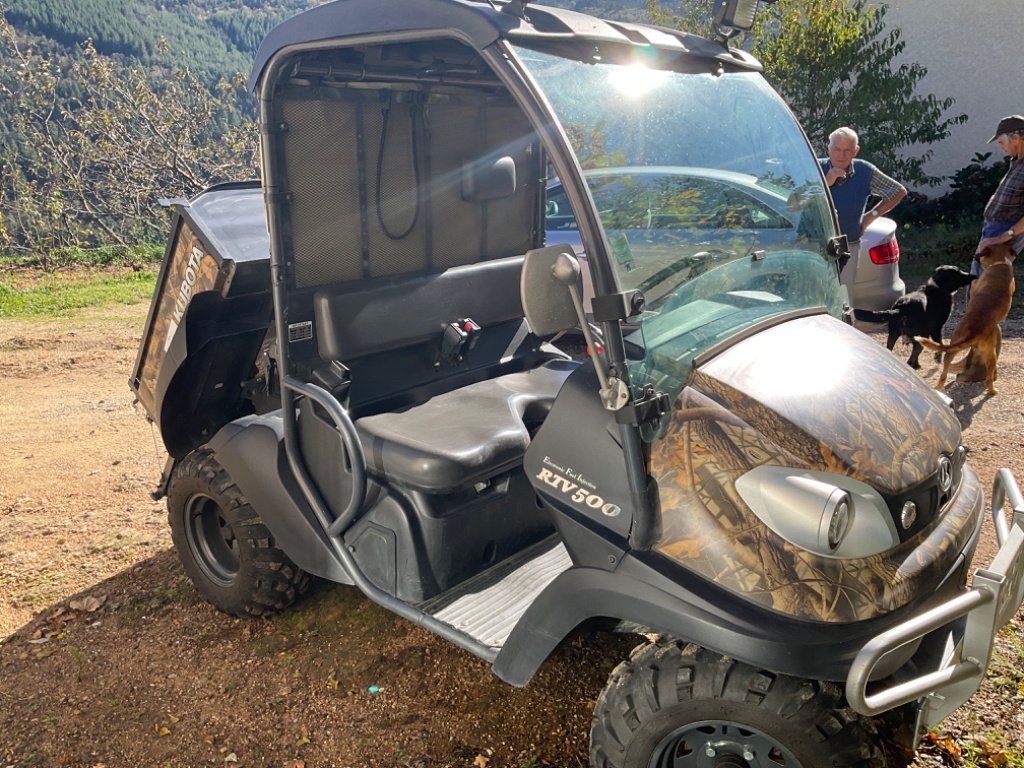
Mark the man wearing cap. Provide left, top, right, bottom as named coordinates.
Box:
left=958, top=115, right=1024, bottom=382
left=974, top=115, right=1024, bottom=264
left=820, top=126, right=907, bottom=273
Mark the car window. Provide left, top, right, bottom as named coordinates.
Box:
left=545, top=186, right=577, bottom=231
left=516, top=46, right=842, bottom=432
left=546, top=173, right=793, bottom=234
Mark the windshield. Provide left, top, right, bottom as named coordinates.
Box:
left=512, top=45, right=844, bottom=413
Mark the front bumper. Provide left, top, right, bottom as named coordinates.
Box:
left=846, top=468, right=1024, bottom=729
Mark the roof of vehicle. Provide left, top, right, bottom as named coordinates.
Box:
left=552, top=166, right=787, bottom=199
left=249, top=0, right=760, bottom=90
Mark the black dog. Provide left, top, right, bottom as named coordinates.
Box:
left=853, top=265, right=976, bottom=368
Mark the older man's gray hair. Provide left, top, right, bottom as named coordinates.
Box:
left=828, top=126, right=859, bottom=147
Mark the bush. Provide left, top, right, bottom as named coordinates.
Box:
left=0, top=16, right=258, bottom=253
left=900, top=152, right=1008, bottom=229
left=891, top=152, right=1008, bottom=279
left=0, top=243, right=163, bottom=271
left=897, top=222, right=978, bottom=279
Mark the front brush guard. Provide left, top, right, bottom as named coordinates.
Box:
left=846, top=468, right=1024, bottom=729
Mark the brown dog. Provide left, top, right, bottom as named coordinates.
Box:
left=916, top=243, right=1016, bottom=395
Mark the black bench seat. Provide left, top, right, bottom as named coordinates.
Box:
left=356, top=359, right=577, bottom=493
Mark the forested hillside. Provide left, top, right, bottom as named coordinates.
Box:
left=4, top=0, right=313, bottom=79
left=1, top=0, right=964, bottom=255
left=4, top=0, right=646, bottom=79
left=0, top=0, right=647, bottom=253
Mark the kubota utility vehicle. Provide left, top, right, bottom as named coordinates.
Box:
left=131, top=1, right=1024, bottom=765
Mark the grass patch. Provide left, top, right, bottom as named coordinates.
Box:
left=0, top=268, right=157, bottom=317
left=958, top=736, right=1024, bottom=768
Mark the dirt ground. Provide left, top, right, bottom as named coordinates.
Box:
left=1, top=291, right=1023, bottom=768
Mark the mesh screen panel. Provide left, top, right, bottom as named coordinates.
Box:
left=428, top=104, right=484, bottom=269
left=277, top=84, right=539, bottom=289
left=364, top=104, right=429, bottom=277
left=483, top=107, right=537, bottom=259
left=281, top=95, right=363, bottom=287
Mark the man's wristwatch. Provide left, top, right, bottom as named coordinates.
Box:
left=1008, top=228, right=1015, bottom=237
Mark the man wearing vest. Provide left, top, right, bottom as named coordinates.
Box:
left=820, top=127, right=907, bottom=276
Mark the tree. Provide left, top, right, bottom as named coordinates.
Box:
left=0, top=13, right=258, bottom=252
left=647, top=0, right=966, bottom=187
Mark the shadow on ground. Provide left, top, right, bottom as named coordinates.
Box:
left=0, top=549, right=638, bottom=768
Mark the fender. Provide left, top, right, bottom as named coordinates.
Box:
left=209, top=414, right=353, bottom=584
left=492, top=543, right=975, bottom=686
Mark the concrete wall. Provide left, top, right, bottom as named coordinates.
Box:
left=875, top=0, right=1024, bottom=192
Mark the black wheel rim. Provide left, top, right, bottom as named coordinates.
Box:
left=184, top=494, right=240, bottom=587
left=649, top=720, right=803, bottom=768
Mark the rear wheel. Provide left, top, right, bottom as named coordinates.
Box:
left=168, top=449, right=311, bottom=617
left=591, top=638, right=877, bottom=768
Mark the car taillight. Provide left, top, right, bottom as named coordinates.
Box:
left=869, top=238, right=900, bottom=265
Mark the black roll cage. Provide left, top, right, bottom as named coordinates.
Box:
left=251, top=6, right=765, bottom=665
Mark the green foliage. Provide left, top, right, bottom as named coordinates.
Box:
left=0, top=244, right=163, bottom=270
left=0, top=13, right=259, bottom=252
left=3, top=0, right=311, bottom=81
left=648, top=0, right=966, bottom=187
left=956, top=737, right=1024, bottom=768
left=754, top=0, right=965, bottom=187
left=895, top=222, right=978, bottom=279
left=0, top=0, right=313, bottom=255
left=896, top=152, right=1008, bottom=273
left=902, top=152, right=1009, bottom=227
left=207, top=8, right=292, bottom=55
left=544, top=0, right=647, bottom=20
left=0, top=0, right=969, bottom=253
left=563, top=125, right=628, bottom=170
left=0, top=269, right=157, bottom=317
left=645, top=0, right=712, bottom=37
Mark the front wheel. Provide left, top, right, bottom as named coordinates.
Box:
left=167, top=449, right=311, bottom=617
left=591, top=639, right=877, bottom=768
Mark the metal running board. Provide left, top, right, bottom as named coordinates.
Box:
left=418, top=536, right=572, bottom=651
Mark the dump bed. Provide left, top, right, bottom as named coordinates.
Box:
left=131, top=182, right=273, bottom=457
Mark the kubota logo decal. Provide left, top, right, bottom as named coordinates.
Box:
left=164, top=246, right=205, bottom=352
left=536, top=456, right=622, bottom=517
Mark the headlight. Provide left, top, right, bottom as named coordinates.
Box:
left=735, top=467, right=900, bottom=559
left=826, top=495, right=851, bottom=549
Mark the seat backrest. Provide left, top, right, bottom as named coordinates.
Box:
left=313, top=255, right=525, bottom=361
left=311, top=255, right=551, bottom=416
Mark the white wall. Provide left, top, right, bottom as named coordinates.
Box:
left=875, top=0, right=1024, bottom=192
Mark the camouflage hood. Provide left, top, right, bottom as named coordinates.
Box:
left=648, top=313, right=977, bottom=623
left=688, top=313, right=961, bottom=494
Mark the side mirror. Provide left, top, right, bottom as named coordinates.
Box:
left=461, top=156, right=517, bottom=202
left=712, top=0, right=772, bottom=42
left=520, top=245, right=582, bottom=336
left=522, top=246, right=624, bottom=411
left=826, top=234, right=850, bottom=263
left=713, top=0, right=761, bottom=30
